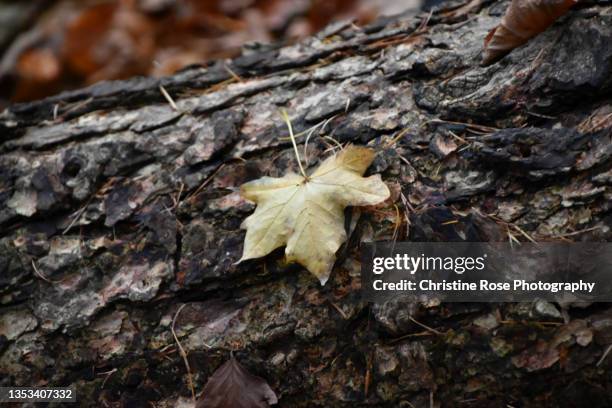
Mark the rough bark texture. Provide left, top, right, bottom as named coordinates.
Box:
left=1, top=0, right=612, bottom=407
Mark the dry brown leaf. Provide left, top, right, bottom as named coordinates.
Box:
left=481, top=0, right=576, bottom=66
left=196, top=357, right=278, bottom=408
left=511, top=319, right=592, bottom=372
left=239, top=145, right=390, bottom=285
left=63, top=2, right=155, bottom=83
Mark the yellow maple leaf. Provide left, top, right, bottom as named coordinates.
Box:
left=238, top=145, right=390, bottom=285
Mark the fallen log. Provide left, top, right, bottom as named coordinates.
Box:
left=1, top=0, right=611, bottom=406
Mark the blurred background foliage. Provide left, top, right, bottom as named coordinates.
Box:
left=0, top=0, right=425, bottom=107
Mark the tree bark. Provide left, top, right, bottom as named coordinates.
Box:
left=1, top=1, right=612, bottom=407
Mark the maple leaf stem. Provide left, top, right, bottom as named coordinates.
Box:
left=280, top=109, right=308, bottom=179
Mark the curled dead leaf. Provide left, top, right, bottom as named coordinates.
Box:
left=481, top=0, right=576, bottom=66
left=196, top=357, right=278, bottom=408
left=238, top=145, right=390, bottom=285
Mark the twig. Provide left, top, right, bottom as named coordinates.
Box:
left=447, top=130, right=469, bottom=145
left=512, top=224, right=537, bottom=243
left=409, top=316, right=443, bottom=336
left=303, top=115, right=337, bottom=165
left=391, top=204, right=401, bottom=244
left=159, top=85, right=178, bottom=111
left=555, top=226, right=602, bottom=238
left=526, top=111, right=556, bottom=120
left=186, top=164, right=226, bottom=202
left=60, top=97, right=94, bottom=118
left=507, top=230, right=520, bottom=247
left=418, top=10, right=434, bottom=32
left=399, top=192, right=412, bottom=238
left=597, top=344, right=612, bottom=367
left=329, top=301, right=348, bottom=320
left=425, top=118, right=498, bottom=133
left=279, top=116, right=335, bottom=141
left=172, top=182, right=185, bottom=210
left=98, top=368, right=117, bottom=389
left=171, top=304, right=196, bottom=403
left=63, top=197, right=93, bottom=234
left=31, top=260, right=63, bottom=284
left=385, top=127, right=412, bottom=148
left=223, top=63, right=243, bottom=82
left=322, top=135, right=343, bottom=151
left=578, top=112, right=612, bottom=133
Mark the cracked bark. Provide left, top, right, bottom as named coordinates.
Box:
left=1, top=0, right=612, bottom=407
